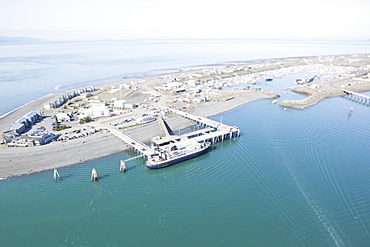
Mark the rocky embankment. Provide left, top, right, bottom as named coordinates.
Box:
left=279, top=88, right=344, bottom=109
left=263, top=91, right=280, bottom=98
left=279, top=83, right=370, bottom=109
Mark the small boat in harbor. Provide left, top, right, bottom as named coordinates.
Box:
left=348, top=107, right=354, bottom=114
left=146, top=139, right=211, bottom=169
left=296, top=76, right=315, bottom=85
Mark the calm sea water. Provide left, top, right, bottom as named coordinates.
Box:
left=1, top=40, right=370, bottom=246
left=1, top=39, right=370, bottom=116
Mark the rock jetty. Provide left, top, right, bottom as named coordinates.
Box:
left=279, top=83, right=370, bottom=109
left=279, top=88, right=344, bottom=109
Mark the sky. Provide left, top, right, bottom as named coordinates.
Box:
left=0, top=0, right=369, bottom=41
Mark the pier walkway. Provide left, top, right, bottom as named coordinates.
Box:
left=108, top=127, right=153, bottom=157
left=106, top=109, right=241, bottom=157
left=151, top=110, right=241, bottom=147
left=342, top=89, right=370, bottom=105
left=122, top=154, right=146, bottom=162
left=175, top=110, right=240, bottom=136
left=191, top=128, right=235, bottom=144
left=152, top=127, right=215, bottom=146
left=157, top=116, right=172, bottom=137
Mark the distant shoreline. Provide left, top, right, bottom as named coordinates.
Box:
left=0, top=63, right=276, bottom=179
left=3, top=53, right=370, bottom=179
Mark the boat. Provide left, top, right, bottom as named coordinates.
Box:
left=348, top=107, right=354, bottom=114
left=296, top=76, right=315, bottom=85
left=146, top=139, right=211, bottom=169
left=272, top=99, right=278, bottom=104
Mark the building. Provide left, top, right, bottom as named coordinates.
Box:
left=10, top=122, right=26, bottom=134
left=124, top=103, right=138, bottom=109
left=114, top=100, right=126, bottom=108
left=26, top=111, right=42, bottom=123
left=4, top=133, right=58, bottom=147
left=80, top=92, right=92, bottom=99
left=78, top=104, right=114, bottom=119
left=56, top=112, right=72, bottom=122
left=9, top=111, right=42, bottom=134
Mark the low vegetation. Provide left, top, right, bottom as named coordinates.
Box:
left=79, top=116, right=93, bottom=124
left=54, top=115, right=69, bottom=131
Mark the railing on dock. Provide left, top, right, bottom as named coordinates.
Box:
left=108, top=127, right=152, bottom=157
left=151, top=110, right=241, bottom=146
left=175, top=110, right=241, bottom=141
left=342, top=89, right=370, bottom=106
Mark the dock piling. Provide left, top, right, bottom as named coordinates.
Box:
left=53, top=169, right=62, bottom=181
left=91, top=168, right=99, bottom=181
left=120, top=161, right=127, bottom=172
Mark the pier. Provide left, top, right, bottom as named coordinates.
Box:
left=152, top=110, right=240, bottom=147
left=107, top=110, right=240, bottom=162
left=108, top=127, right=152, bottom=157
left=157, top=116, right=172, bottom=137
left=342, top=89, right=370, bottom=105
left=175, top=110, right=240, bottom=138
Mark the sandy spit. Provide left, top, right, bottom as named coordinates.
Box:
left=0, top=90, right=274, bottom=178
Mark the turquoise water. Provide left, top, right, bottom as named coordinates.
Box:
left=2, top=40, right=370, bottom=246
left=1, top=92, right=370, bottom=246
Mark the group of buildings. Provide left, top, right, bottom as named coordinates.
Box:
left=151, top=77, right=225, bottom=104
left=77, top=100, right=138, bottom=120
left=4, top=55, right=362, bottom=147
left=2, top=111, right=58, bottom=147
left=43, top=86, right=97, bottom=110
left=9, top=111, right=42, bottom=134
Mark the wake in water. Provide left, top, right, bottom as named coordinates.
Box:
left=234, top=140, right=311, bottom=246
left=273, top=136, right=346, bottom=246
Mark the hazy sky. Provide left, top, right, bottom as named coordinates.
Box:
left=0, top=0, right=369, bottom=41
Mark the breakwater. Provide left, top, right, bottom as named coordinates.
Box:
left=279, top=88, right=344, bottom=109
left=279, top=83, right=370, bottom=109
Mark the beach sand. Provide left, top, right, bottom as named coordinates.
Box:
left=0, top=90, right=274, bottom=178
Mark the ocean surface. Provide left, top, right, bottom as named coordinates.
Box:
left=1, top=39, right=370, bottom=117
left=1, top=40, right=370, bottom=246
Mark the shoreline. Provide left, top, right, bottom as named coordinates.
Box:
left=0, top=88, right=274, bottom=179
left=0, top=54, right=316, bottom=119
left=3, top=53, right=370, bottom=179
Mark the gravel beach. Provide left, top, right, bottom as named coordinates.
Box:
left=0, top=88, right=274, bottom=178
left=5, top=52, right=370, bottom=179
